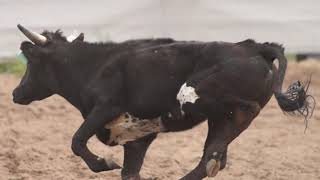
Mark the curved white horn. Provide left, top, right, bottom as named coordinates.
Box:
left=17, top=24, right=47, bottom=45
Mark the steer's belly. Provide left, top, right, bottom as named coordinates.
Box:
left=104, top=113, right=165, bottom=145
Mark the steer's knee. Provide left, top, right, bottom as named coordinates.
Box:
left=71, top=136, right=84, bottom=156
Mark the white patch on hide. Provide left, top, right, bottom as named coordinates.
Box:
left=104, top=113, right=165, bottom=145
left=176, top=83, right=200, bottom=107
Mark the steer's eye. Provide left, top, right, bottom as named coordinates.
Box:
left=21, top=42, right=29, bottom=50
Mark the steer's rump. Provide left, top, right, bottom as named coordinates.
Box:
left=179, top=56, right=275, bottom=117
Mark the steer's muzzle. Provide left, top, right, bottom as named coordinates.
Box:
left=12, top=87, right=31, bottom=105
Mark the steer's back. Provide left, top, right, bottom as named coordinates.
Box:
left=124, top=42, right=204, bottom=117
left=104, top=39, right=276, bottom=117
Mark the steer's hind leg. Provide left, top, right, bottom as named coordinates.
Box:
left=71, top=104, right=123, bottom=172
left=220, top=147, right=228, bottom=170
left=180, top=100, right=260, bottom=180
left=121, top=134, right=157, bottom=180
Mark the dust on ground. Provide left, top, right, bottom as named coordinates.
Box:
left=0, top=61, right=319, bottom=180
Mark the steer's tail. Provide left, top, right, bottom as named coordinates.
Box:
left=261, top=43, right=315, bottom=129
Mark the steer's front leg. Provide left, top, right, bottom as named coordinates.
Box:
left=121, top=133, right=157, bottom=180
left=71, top=104, right=122, bottom=172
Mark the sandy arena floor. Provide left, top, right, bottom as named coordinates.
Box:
left=0, top=61, right=319, bottom=180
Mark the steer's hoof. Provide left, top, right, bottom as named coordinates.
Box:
left=105, top=158, right=121, bottom=169
left=122, top=174, right=141, bottom=180
left=206, top=159, right=221, bottom=177
left=90, top=157, right=121, bottom=173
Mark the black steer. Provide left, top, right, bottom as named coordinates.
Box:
left=13, top=24, right=314, bottom=180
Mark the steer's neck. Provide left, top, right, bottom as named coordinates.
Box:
left=53, top=63, right=91, bottom=114
left=52, top=43, right=117, bottom=115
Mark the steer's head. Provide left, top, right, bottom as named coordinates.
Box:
left=12, top=24, right=84, bottom=105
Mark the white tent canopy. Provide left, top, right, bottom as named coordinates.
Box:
left=1, top=0, right=320, bottom=58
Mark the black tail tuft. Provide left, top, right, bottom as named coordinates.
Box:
left=275, top=76, right=316, bottom=131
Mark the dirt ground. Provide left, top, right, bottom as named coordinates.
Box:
left=0, top=61, right=319, bottom=180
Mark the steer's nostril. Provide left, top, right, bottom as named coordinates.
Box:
left=12, top=88, right=18, bottom=95
left=12, top=88, right=20, bottom=100
left=12, top=89, right=23, bottom=104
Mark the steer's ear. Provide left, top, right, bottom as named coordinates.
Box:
left=72, top=33, right=84, bottom=43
